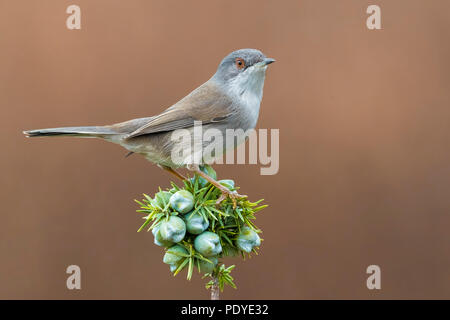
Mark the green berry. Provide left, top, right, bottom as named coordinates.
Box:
left=163, top=244, right=188, bottom=265
left=170, top=190, right=194, bottom=214
left=184, top=211, right=209, bottom=235
left=194, top=231, right=222, bottom=257
left=219, top=179, right=235, bottom=190
left=152, top=225, right=174, bottom=247
left=193, top=165, right=217, bottom=187
left=169, top=260, right=188, bottom=273
left=154, top=191, right=173, bottom=207
left=200, top=164, right=217, bottom=178
left=169, top=264, right=178, bottom=272
left=236, top=227, right=261, bottom=253
left=221, top=245, right=240, bottom=257
left=159, top=216, right=186, bottom=243
left=198, top=257, right=218, bottom=273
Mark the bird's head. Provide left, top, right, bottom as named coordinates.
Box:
left=212, top=49, right=275, bottom=98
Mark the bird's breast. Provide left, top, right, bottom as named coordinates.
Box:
left=234, top=90, right=262, bottom=131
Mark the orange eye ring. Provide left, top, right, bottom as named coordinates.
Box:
left=235, top=58, right=245, bottom=70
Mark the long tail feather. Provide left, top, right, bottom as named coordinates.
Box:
left=23, top=126, right=116, bottom=138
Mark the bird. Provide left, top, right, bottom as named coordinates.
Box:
left=23, top=48, right=275, bottom=205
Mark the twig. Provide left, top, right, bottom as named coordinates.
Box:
left=211, top=274, right=220, bottom=300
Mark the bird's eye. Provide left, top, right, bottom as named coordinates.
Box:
left=235, top=58, right=245, bottom=70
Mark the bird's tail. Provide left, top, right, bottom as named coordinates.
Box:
left=23, top=126, right=117, bottom=138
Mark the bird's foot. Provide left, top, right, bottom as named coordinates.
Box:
left=215, top=186, right=247, bottom=209
left=185, top=164, right=246, bottom=208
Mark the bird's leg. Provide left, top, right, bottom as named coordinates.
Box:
left=158, top=165, right=187, bottom=181
left=186, top=164, right=246, bottom=208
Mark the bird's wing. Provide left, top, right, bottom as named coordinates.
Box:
left=123, top=82, right=234, bottom=139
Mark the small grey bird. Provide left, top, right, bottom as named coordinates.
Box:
left=24, top=48, right=275, bottom=204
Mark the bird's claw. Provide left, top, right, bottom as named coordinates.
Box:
left=215, top=189, right=247, bottom=208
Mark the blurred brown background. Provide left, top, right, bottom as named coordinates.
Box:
left=1, top=0, right=449, bottom=299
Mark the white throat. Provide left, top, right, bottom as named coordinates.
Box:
left=227, top=66, right=267, bottom=124
left=228, top=66, right=267, bottom=99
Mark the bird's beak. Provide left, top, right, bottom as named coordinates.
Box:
left=263, top=58, right=276, bottom=65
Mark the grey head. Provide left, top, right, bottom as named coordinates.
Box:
left=211, top=49, right=275, bottom=98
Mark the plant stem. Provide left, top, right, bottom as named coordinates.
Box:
left=211, top=275, right=220, bottom=300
